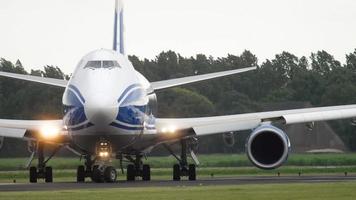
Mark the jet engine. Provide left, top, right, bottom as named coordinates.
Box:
left=222, top=132, right=235, bottom=147
left=246, top=124, right=290, bottom=169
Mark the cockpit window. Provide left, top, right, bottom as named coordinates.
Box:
left=84, top=61, right=102, bottom=69
left=84, top=60, right=121, bottom=69
left=103, top=61, right=120, bottom=69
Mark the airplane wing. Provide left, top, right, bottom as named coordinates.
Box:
left=155, top=104, right=356, bottom=136
left=0, top=119, right=68, bottom=143
left=0, top=71, right=68, bottom=88
left=150, top=67, right=256, bottom=91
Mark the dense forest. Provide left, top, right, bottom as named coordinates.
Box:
left=1, top=49, right=356, bottom=156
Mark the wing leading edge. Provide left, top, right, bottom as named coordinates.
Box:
left=0, top=71, right=68, bottom=88
left=156, top=104, right=356, bottom=136
left=150, top=67, right=256, bottom=91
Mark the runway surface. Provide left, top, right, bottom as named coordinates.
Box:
left=1, top=175, right=356, bottom=192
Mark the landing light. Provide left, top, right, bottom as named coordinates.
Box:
left=161, top=126, right=177, bottom=134
left=40, top=126, right=60, bottom=139
left=99, top=151, right=109, bottom=157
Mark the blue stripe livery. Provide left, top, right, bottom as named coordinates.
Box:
left=110, top=122, right=155, bottom=131
left=63, top=85, right=88, bottom=128
left=117, top=84, right=142, bottom=103
left=117, top=105, right=146, bottom=125
left=64, top=106, right=87, bottom=127
left=119, top=9, right=124, bottom=54
left=66, top=90, right=84, bottom=107
left=113, top=9, right=118, bottom=51
left=63, top=83, right=156, bottom=132
left=113, top=0, right=124, bottom=54
left=68, top=85, right=85, bottom=103
left=115, top=84, right=148, bottom=127
left=67, top=123, right=94, bottom=131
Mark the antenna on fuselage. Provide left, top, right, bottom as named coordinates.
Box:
left=113, top=0, right=125, bottom=54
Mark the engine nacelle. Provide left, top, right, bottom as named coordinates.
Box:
left=223, top=132, right=235, bottom=147
left=246, top=124, right=291, bottom=169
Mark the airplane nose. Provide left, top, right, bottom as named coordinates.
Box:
left=84, top=94, right=118, bottom=126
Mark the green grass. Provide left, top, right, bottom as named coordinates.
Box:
left=1, top=182, right=356, bottom=200
left=2, top=153, right=356, bottom=171
left=2, top=154, right=356, bottom=183
left=1, top=154, right=355, bottom=199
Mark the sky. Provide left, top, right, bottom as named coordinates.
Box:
left=0, top=0, right=356, bottom=73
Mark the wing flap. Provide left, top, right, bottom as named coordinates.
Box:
left=283, top=107, right=356, bottom=124
left=150, top=67, right=256, bottom=90
left=0, top=71, right=68, bottom=88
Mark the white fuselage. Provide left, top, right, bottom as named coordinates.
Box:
left=62, top=49, right=157, bottom=153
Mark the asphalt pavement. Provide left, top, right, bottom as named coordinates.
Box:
left=0, top=175, right=355, bottom=192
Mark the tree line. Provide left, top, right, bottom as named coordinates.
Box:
left=1, top=49, right=356, bottom=156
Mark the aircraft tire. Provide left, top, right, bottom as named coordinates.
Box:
left=142, top=164, right=151, bottom=181
left=29, top=166, right=37, bottom=183
left=104, top=166, right=117, bottom=183
left=45, top=166, right=53, bottom=183
left=173, top=164, right=180, bottom=181
left=92, top=167, right=104, bottom=183
left=77, top=165, right=85, bottom=182
left=127, top=164, right=135, bottom=181
left=188, top=164, right=196, bottom=181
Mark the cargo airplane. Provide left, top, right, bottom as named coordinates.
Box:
left=1, top=0, right=356, bottom=183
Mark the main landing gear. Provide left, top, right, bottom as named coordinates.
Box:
left=125, top=154, right=151, bottom=181
left=30, top=139, right=197, bottom=183
left=29, top=142, right=60, bottom=183
left=164, top=139, right=197, bottom=181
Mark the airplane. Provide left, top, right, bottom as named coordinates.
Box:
left=1, top=0, right=356, bottom=183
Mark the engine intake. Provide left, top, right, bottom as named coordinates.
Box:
left=246, top=125, right=290, bottom=169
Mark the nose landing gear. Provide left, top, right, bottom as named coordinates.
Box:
left=77, top=163, right=118, bottom=183
left=76, top=140, right=118, bottom=183
left=90, top=165, right=117, bottom=183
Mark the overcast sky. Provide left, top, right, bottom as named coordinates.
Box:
left=0, top=0, right=356, bottom=73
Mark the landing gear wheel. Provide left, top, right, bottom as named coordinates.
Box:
left=142, top=164, right=151, bottom=181
left=104, top=166, right=117, bottom=183
left=127, top=164, right=135, bottom=181
left=188, top=164, right=196, bottom=181
left=45, top=167, right=53, bottom=183
left=91, top=167, right=104, bottom=183
left=77, top=165, right=85, bottom=182
left=29, top=167, right=37, bottom=183
left=173, top=164, right=181, bottom=181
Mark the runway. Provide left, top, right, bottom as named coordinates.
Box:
left=1, top=175, right=356, bottom=192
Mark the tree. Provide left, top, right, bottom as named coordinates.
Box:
left=157, top=88, right=215, bottom=118
left=346, top=49, right=356, bottom=71
left=311, top=50, right=341, bottom=75
left=2, top=48, right=356, bottom=153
